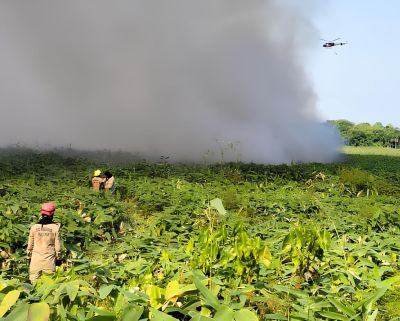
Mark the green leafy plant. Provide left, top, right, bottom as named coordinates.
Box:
left=1, top=147, right=400, bottom=320
left=282, top=224, right=331, bottom=277
left=339, top=168, right=380, bottom=196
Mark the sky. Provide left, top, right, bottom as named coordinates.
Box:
left=308, top=0, right=400, bottom=127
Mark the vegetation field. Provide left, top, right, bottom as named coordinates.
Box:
left=0, top=146, right=400, bottom=321
left=342, top=146, right=400, bottom=157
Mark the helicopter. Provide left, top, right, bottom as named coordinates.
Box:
left=321, top=38, right=347, bottom=48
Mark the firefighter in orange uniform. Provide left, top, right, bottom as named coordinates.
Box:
left=27, top=202, right=62, bottom=284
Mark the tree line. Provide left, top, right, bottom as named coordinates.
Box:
left=330, top=120, right=400, bottom=147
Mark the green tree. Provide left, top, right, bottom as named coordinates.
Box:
left=331, top=120, right=400, bottom=147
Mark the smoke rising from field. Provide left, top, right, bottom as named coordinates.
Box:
left=0, top=1, right=340, bottom=163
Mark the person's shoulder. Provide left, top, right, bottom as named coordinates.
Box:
left=93, top=176, right=106, bottom=182
left=29, top=223, right=41, bottom=232
left=52, top=222, right=62, bottom=229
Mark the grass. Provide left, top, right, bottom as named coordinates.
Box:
left=342, top=146, right=400, bottom=156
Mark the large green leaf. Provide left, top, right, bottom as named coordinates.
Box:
left=258, top=246, right=272, bottom=267
left=10, top=205, right=19, bottom=215
left=86, top=316, right=116, bottom=321
left=377, top=275, right=400, bottom=288
left=56, top=304, right=67, bottom=321
left=27, top=302, right=50, bottom=321
left=193, top=275, right=221, bottom=311
left=4, top=303, right=29, bottom=321
left=164, top=280, right=196, bottom=301
left=0, top=290, right=20, bottom=317
left=165, top=280, right=183, bottom=300
left=65, top=280, right=80, bottom=301
left=355, top=287, right=388, bottom=311
left=99, top=285, right=116, bottom=300
left=273, top=285, right=308, bottom=298
left=88, top=307, right=115, bottom=317
left=318, top=311, right=350, bottom=321
left=327, top=297, right=357, bottom=317
left=189, top=315, right=213, bottom=321
left=213, top=306, right=234, bottom=321
left=308, top=301, right=331, bottom=311
left=147, top=285, right=164, bottom=309
left=318, top=230, right=332, bottom=250
left=149, top=308, right=179, bottom=321
left=121, top=305, right=143, bottom=321
left=233, top=308, right=258, bottom=321
left=51, top=284, right=65, bottom=305
left=366, top=309, right=378, bottom=321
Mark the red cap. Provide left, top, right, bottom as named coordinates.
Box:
left=41, top=202, right=56, bottom=216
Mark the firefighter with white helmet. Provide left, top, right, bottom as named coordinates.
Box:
left=27, top=202, right=62, bottom=284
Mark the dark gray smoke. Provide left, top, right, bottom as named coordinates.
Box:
left=0, top=0, right=341, bottom=163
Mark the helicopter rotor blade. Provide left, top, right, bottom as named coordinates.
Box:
left=320, top=37, right=341, bottom=42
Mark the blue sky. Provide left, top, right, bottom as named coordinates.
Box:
left=307, top=0, right=400, bottom=127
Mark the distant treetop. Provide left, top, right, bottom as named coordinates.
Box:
left=329, top=120, right=400, bottom=147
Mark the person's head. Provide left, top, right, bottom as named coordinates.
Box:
left=41, top=202, right=56, bottom=216
left=93, top=169, right=101, bottom=177
left=104, top=171, right=113, bottom=179
left=40, top=202, right=56, bottom=223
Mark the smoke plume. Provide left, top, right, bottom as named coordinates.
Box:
left=0, top=0, right=340, bottom=163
